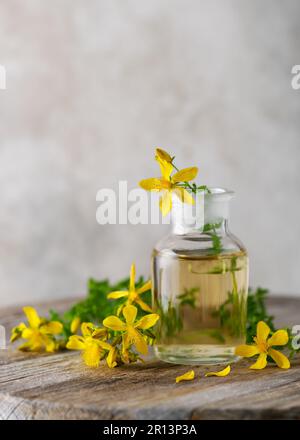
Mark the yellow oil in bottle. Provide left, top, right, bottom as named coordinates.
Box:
left=152, top=251, right=248, bottom=365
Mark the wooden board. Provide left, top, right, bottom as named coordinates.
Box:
left=0, top=297, right=300, bottom=420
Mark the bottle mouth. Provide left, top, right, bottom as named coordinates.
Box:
left=205, top=187, right=235, bottom=201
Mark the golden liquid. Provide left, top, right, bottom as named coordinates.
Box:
left=152, top=251, right=249, bottom=365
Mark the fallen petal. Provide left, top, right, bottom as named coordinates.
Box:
left=205, top=365, right=231, bottom=377
left=175, top=370, right=195, bottom=383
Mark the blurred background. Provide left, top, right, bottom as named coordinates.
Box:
left=0, top=0, right=299, bottom=307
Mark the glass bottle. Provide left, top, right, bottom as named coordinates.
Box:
left=152, top=188, right=249, bottom=365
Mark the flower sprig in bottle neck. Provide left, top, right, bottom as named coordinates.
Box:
left=139, top=148, right=209, bottom=216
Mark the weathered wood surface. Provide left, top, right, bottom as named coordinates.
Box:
left=0, top=297, right=300, bottom=420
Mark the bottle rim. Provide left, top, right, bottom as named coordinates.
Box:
left=205, top=187, right=235, bottom=200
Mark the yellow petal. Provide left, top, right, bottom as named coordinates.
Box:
left=250, top=353, right=268, bottom=370
left=175, top=370, right=195, bottom=383
left=139, top=178, right=164, bottom=191
left=173, top=188, right=195, bottom=205
left=123, top=305, right=137, bottom=325
left=155, top=148, right=172, bottom=163
left=97, top=339, right=113, bottom=351
left=135, top=298, right=153, bottom=313
left=172, top=167, right=198, bottom=183
left=40, top=321, right=63, bottom=335
left=82, top=343, right=102, bottom=368
left=157, top=157, right=173, bottom=181
left=256, top=321, right=270, bottom=344
left=81, top=322, right=94, bottom=337
left=129, top=263, right=136, bottom=291
left=106, top=347, right=118, bottom=369
left=10, top=323, right=26, bottom=342
left=129, top=327, right=148, bottom=355
left=107, top=290, right=129, bottom=299
left=70, top=317, right=81, bottom=334
left=235, top=344, right=260, bottom=357
left=135, top=313, right=160, bottom=330
left=136, top=280, right=152, bottom=295
left=159, top=191, right=172, bottom=216
left=21, top=328, right=35, bottom=339
left=66, top=335, right=86, bottom=350
left=122, top=333, right=130, bottom=352
left=268, top=348, right=290, bottom=369
left=117, top=304, right=124, bottom=316
left=267, top=329, right=289, bottom=347
left=205, top=365, right=231, bottom=377
left=103, top=315, right=126, bottom=331
left=45, top=338, right=56, bottom=353
left=23, top=306, right=41, bottom=328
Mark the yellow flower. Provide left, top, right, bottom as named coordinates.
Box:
left=205, top=365, right=231, bottom=377
left=66, top=322, right=115, bottom=368
left=107, top=263, right=152, bottom=313
left=139, top=154, right=198, bottom=216
left=235, top=321, right=290, bottom=370
left=175, top=370, right=195, bottom=383
left=103, top=305, right=159, bottom=356
left=10, top=306, right=63, bottom=353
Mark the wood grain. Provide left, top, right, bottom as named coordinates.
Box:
left=0, top=297, right=300, bottom=420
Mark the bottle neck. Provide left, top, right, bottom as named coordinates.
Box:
left=171, top=188, right=233, bottom=235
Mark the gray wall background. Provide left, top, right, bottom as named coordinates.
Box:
left=0, top=0, right=299, bottom=307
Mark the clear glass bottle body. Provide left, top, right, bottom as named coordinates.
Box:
left=152, top=189, right=249, bottom=365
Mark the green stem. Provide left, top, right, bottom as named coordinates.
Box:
left=172, top=160, right=211, bottom=195
left=231, top=270, right=238, bottom=297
